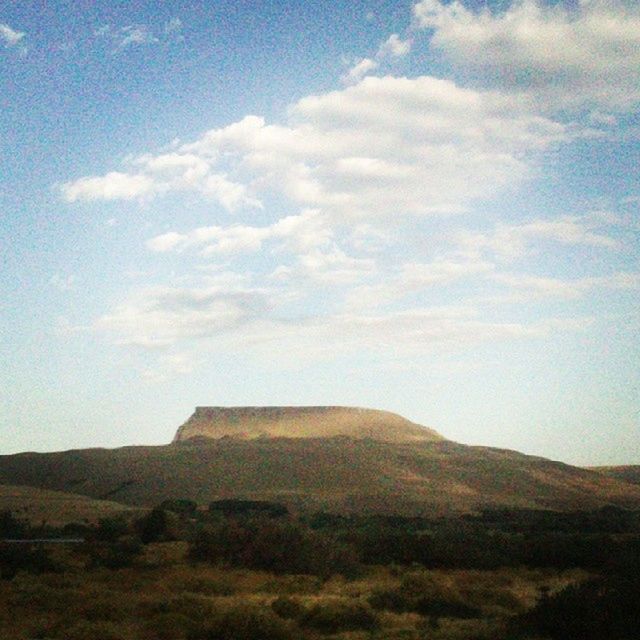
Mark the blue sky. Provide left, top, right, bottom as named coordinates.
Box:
left=1, top=0, right=638, bottom=464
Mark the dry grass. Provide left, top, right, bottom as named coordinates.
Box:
left=0, top=543, right=590, bottom=640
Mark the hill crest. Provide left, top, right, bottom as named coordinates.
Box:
left=173, top=406, right=444, bottom=444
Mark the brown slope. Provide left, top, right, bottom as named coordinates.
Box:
left=174, top=406, right=444, bottom=443
left=0, top=484, right=134, bottom=526
left=2, top=437, right=640, bottom=516
left=590, top=466, right=640, bottom=487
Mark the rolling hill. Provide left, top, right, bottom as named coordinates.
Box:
left=2, top=406, right=640, bottom=516
left=0, top=485, right=134, bottom=526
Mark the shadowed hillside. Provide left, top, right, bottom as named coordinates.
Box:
left=173, top=406, right=444, bottom=443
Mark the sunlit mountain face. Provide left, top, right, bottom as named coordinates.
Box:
left=1, top=1, right=639, bottom=465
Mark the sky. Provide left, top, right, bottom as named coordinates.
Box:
left=1, top=0, right=638, bottom=465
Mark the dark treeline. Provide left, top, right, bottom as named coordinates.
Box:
left=4, top=502, right=640, bottom=575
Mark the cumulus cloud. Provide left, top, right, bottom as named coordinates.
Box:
left=413, top=0, right=640, bottom=110
left=62, top=154, right=260, bottom=210
left=63, top=75, right=566, bottom=216
left=0, top=23, right=25, bottom=47
left=181, top=76, right=563, bottom=218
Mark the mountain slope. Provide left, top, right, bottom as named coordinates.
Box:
left=173, top=406, right=443, bottom=443
left=2, top=435, right=640, bottom=515
left=591, top=466, right=640, bottom=487
left=0, top=485, right=134, bottom=526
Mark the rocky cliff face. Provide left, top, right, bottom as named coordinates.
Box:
left=173, top=406, right=443, bottom=444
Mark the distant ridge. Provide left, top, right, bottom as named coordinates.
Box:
left=173, top=406, right=444, bottom=444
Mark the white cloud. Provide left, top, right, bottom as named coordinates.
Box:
left=61, top=172, right=154, bottom=202
left=341, top=57, right=379, bottom=85
left=377, top=33, right=412, bottom=59
left=0, top=23, right=25, bottom=47
left=272, top=246, right=376, bottom=285
left=62, top=154, right=260, bottom=210
left=146, top=209, right=332, bottom=256
left=62, top=75, right=567, bottom=217
left=413, top=0, right=640, bottom=110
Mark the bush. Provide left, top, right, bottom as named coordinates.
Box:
left=0, top=543, right=58, bottom=580
left=271, top=595, right=305, bottom=620
left=300, top=599, right=379, bottom=634
left=36, top=619, right=127, bottom=640
left=190, top=518, right=359, bottom=577
left=140, top=612, right=192, bottom=640
left=514, top=573, right=640, bottom=639
left=0, top=510, right=28, bottom=538
left=86, top=535, right=142, bottom=569
left=186, top=603, right=297, bottom=640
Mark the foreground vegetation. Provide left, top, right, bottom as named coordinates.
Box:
left=1, top=501, right=640, bottom=639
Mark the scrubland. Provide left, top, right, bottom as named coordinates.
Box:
left=1, top=502, right=639, bottom=639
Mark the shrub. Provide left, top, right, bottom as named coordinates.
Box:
left=300, top=599, right=379, bottom=634
left=140, top=612, right=192, bottom=640
left=190, top=519, right=359, bottom=577
left=86, top=535, right=142, bottom=569
left=187, top=603, right=297, bottom=640
left=271, top=595, right=305, bottom=620
left=0, top=543, right=58, bottom=580
left=514, top=572, right=640, bottom=640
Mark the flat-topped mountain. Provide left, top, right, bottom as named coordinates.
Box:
left=173, top=406, right=444, bottom=444
left=2, top=406, right=640, bottom=516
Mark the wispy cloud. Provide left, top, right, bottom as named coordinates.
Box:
left=96, top=285, right=272, bottom=348
left=94, top=18, right=183, bottom=53
left=455, top=214, right=620, bottom=261
left=0, top=22, right=25, bottom=47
